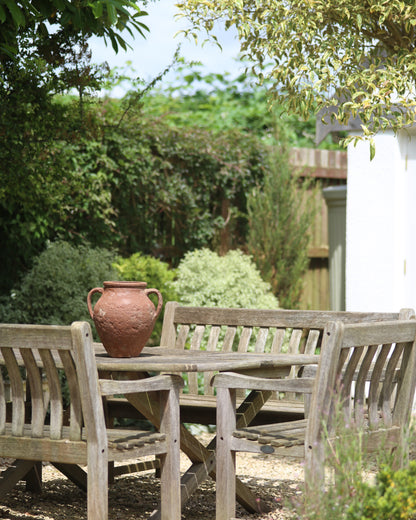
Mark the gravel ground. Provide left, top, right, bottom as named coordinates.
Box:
left=0, top=433, right=303, bottom=520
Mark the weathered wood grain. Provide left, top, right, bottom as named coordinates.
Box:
left=0, top=322, right=183, bottom=520
left=104, top=302, right=415, bottom=517
left=214, top=317, right=416, bottom=520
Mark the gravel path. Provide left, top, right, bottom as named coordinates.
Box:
left=0, top=434, right=303, bottom=520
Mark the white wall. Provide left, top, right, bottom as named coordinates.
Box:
left=346, top=129, right=416, bottom=312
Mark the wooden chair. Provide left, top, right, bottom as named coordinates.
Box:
left=0, top=321, right=183, bottom=520
left=213, top=319, right=416, bottom=520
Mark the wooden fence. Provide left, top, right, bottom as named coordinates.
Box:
left=289, top=148, right=347, bottom=310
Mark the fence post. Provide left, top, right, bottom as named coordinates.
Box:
left=323, top=185, right=347, bottom=311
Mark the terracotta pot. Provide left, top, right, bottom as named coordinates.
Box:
left=87, top=281, right=163, bottom=358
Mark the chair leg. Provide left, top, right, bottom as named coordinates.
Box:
left=159, top=386, right=181, bottom=520
left=87, top=450, right=109, bottom=520
left=216, top=387, right=237, bottom=520
left=393, top=425, right=411, bottom=470
left=304, top=438, right=325, bottom=494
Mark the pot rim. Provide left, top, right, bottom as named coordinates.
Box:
left=103, top=281, right=148, bottom=288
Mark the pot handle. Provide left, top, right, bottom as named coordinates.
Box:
left=87, top=287, right=104, bottom=319
left=145, top=288, right=163, bottom=319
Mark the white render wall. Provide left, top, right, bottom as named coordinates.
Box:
left=346, top=129, right=416, bottom=312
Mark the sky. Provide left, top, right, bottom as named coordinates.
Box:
left=88, top=0, right=245, bottom=97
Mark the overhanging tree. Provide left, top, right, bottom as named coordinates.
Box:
left=0, top=0, right=152, bottom=191
left=178, top=1, right=416, bottom=154
left=0, top=0, right=151, bottom=292
left=0, top=1, right=151, bottom=133
left=0, top=0, right=149, bottom=58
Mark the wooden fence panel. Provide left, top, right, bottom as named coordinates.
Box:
left=289, top=148, right=347, bottom=310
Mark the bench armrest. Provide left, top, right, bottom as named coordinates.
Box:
left=212, top=371, right=315, bottom=394
left=99, top=374, right=184, bottom=396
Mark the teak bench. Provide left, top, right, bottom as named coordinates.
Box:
left=107, top=302, right=415, bottom=426
left=214, top=318, right=416, bottom=520
left=0, top=322, right=183, bottom=520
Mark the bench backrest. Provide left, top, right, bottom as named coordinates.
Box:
left=307, top=319, right=416, bottom=463
left=160, top=302, right=415, bottom=401
left=0, top=321, right=105, bottom=461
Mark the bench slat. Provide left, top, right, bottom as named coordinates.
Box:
left=2, top=348, right=25, bottom=436
left=189, top=325, right=205, bottom=395
left=222, top=327, right=237, bottom=352
left=59, top=350, right=83, bottom=441
left=270, top=329, right=287, bottom=353
left=0, top=367, right=5, bottom=434
left=21, top=349, right=45, bottom=438
left=39, top=349, right=63, bottom=440
left=238, top=327, right=253, bottom=353
left=382, top=342, right=405, bottom=426
left=368, top=344, right=390, bottom=426
left=173, top=307, right=401, bottom=328
left=176, top=324, right=190, bottom=350
left=254, top=328, right=269, bottom=353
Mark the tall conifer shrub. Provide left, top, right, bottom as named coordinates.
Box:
left=247, top=137, right=316, bottom=309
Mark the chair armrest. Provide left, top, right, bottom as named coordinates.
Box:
left=212, top=372, right=315, bottom=394
left=99, top=374, right=184, bottom=396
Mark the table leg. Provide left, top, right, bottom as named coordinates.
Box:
left=0, top=460, right=37, bottom=496
left=126, top=387, right=273, bottom=516
left=25, top=461, right=42, bottom=492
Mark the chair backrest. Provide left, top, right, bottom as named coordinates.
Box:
left=160, top=302, right=414, bottom=398
left=307, top=319, right=416, bottom=451
left=0, top=321, right=103, bottom=457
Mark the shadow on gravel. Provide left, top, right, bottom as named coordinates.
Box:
left=0, top=473, right=301, bottom=520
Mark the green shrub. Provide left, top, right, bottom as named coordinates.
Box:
left=297, top=461, right=416, bottom=520
left=113, top=252, right=178, bottom=344
left=173, top=248, right=278, bottom=309
left=346, top=462, right=416, bottom=520
left=0, top=241, right=120, bottom=335
left=294, top=404, right=416, bottom=520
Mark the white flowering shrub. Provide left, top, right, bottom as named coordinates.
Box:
left=174, top=248, right=278, bottom=309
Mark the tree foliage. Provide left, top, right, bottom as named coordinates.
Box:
left=0, top=0, right=149, bottom=58
left=0, top=77, right=117, bottom=294
left=102, top=108, right=267, bottom=263
left=0, top=90, right=267, bottom=292
left=0, top=0, right=151, bottom=290
left=178, top=1, right=416, bottom=148
left=141, top=61, right=343, bottom=149
left=0, top=50, right=317, bottom=313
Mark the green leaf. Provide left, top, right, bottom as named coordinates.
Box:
left=4, top=0, right=26, bottom=27
left=106, top=1, right=118, bottom=25
left=91, top=2, right=104, bottom=18
left=369, top=139, right=376, bottom=161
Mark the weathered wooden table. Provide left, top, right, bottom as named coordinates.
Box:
left=95, top=345, right=319, bottom=518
